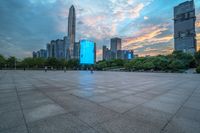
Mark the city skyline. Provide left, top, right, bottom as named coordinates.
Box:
left=0, top=0, right=200, bottom=60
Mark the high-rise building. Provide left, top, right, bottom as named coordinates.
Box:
left=46, top=36, right=70, bottom=60
left=102, top=38, right=135, bottom=61
left=174, top=0, right=196, bottom=54
left=110, top=37, right=122, bottom=59
left=32, top=49, right=47, bottom=58
left=74, top=41, right=80, bottom=59
left=117, top=50, right=134, bottom=60
left=55, top=39, right=65, bottom=59
left=80, top=40, right=96, bottom=64
left=32, top=51, right=37, bottom=58
left=102, top=45, right=107, bottom=60
left=68, top=5, right=76, bottom=58
left=64, top=36, right=70, bottom=60
left=111, top=37, right=122, bottom=52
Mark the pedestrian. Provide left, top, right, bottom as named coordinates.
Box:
left=90, top=67, right=94, bottom=74
left=64, top=66, right=66, bottom=72
left=45, top=66, right=47, bottom=72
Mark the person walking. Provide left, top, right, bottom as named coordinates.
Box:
left=64, top=66, right=66, bottom=72
left=45, top=66, right=47, bottom=72
left=90, top=67, right=94, bottom=74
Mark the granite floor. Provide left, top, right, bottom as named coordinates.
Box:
left=0, top=70, right=200, bottom=133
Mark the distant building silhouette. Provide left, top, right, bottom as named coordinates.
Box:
left=102, top=37, right=134, bottom=60
left=33, top=49, right=47, bottom=58
left=110, top=37, right=121, bottom=59
left=74, top=41, right=80, bottom=59
left=111, top=37, right=122, bottom=52
left=68, top=5, right=76, bottom=58
left=32, top=51, right=37, bottom=58
left=46, top=36, right=70, bottom=60
left=80, top=40, right=96, bottom=64
left=34, top=5, right=79, bottom=60
left=174, top=0, right=196, bottom=54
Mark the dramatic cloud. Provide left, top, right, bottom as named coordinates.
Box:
left=0, top=0, right=200, bottom=59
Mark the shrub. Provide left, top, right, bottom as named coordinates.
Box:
left=168, top=60, right=185, bottom=71
left=196, top=66, right=200, bottom=73
left=195, top=51, right=200, bottom=66
left=143, top=62, right=155, bottom=70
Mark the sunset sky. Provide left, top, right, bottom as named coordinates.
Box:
left=0, top=0, right=200, bottom=60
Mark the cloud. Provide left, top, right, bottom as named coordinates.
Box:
left=123, top=24, right=171, bottom=47
left=197, top=33, right=200, bottom=51
left=196, top=21, right=200, bottom=28
left=144, top=16, right=149, bottom=20
left=0, top=0, right=200, bottom=59
left=122, top=23, right=173, bottom=56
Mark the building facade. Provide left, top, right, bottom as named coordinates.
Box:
left=32, top=49, right=47, bottom=58
left=33, top=5, right=78, bottom=60
left=111, top=37, right=122, bottom=52
left=102, top=45, right=107, bottom=60
left=74, top=42, right=80, bottom=59
left=117, top=50, right=134, bottom=60
left=174, top=0, right=196, bottom=54
left=102, top=38, right=134, bottom=60
left=110, top=38, right=122, bottom=59
left=46, top=36, right=70, bottom=60
left=80, top=40, right=96, bottom=64
left=68, top=5, right=76, bottom=58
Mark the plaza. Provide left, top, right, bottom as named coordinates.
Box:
left=0, top=70, right=200, bottom=133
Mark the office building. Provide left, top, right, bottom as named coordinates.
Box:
left=80, top=40, right=96, bottom=64
left=174, top=0, right=196, bottom=54
left=102, top=38, right=134, bottom=60
left=32, top=49, right=47, bottom=58
left=32, top=51, right=37, bottom=58
left=74, top=42, right=80, bottom=59
left=68, top=5, right=76, bottom=58
left=46, top=36, right=70, bottom=60
left=102, top=45, right=107, bottom=60
left=111, top=37, right=122, bottom=52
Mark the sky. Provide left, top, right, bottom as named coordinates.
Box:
left=0, top=0, right=200, bottom=60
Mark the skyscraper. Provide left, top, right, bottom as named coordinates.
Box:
left=80, top=40, right=96, bottom=64
left=111, top=37, right=122, bottom=52
left=68, top=5, right=76, bottom=58
left=110, top=37, right=122, bottom=59
left=74, top=41, right=80, bottom=59
left=102, top=45, right=107, bottom=60
left=174, top=0, right=196, bottom=54
left=46, top=36, right=70, bottom=60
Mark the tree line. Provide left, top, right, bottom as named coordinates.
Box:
left=96, top=51, right=200, bottom=73
left=0, top=50, right=200, bottom=73
left=0, top=56, right=79, bottom=70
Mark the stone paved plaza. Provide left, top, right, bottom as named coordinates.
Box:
left=0, top=70, right=200, bottom=133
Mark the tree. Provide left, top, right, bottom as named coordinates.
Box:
left=0, top=54, right=5, bottom=69
left=143, top=62, right=155, bottom=70
left=7, top=56, right=17, bottom=69
left=168, top=60, right=185, bottom=71
left=45, top=58, right=58, bottom=68
left=195, top=50, right=200, bottom=66
left=34, top=58, right=45, bottom=68
left=22, top=57, right=34, bottom=68
left=67, top=59, right=79, bottom=69
left=196, top=66, right=200, bottom=73
left=96, top=61, right=107, bottom=70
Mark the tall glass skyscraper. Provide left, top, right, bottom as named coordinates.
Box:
left=68, top=5, right=76, bottom=58
left=174, top=0, right=196, bottom=54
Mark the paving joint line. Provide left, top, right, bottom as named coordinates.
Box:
left=159, top=83, right=199, bottom=133
left=20, top=72, right=101, bottom=133
left=11, top=71, right=30, bottom=133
